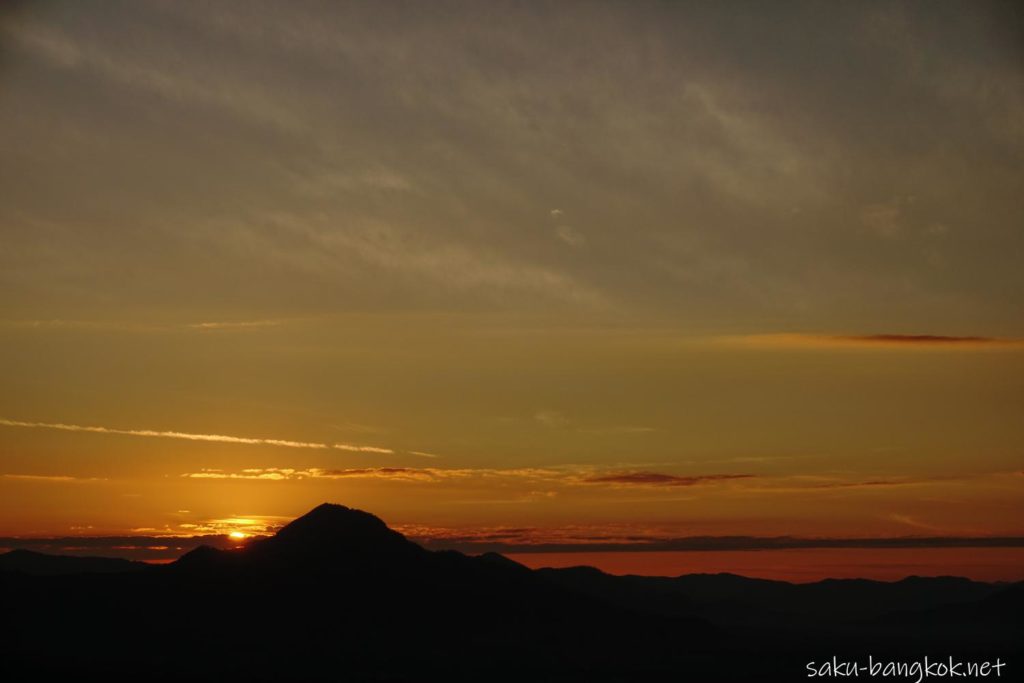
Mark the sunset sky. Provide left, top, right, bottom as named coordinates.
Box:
left=1, top=1, right=1022, bottom=579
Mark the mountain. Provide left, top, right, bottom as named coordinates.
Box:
left=1, top=503, right=1019, bottom=682
left=174, top=503, right=425, bottom=572
left=268, top=502, right=415, bottom=551
left=0, top=548, right=146, bottom=576
left=536, top=568, right=1003, bottom=624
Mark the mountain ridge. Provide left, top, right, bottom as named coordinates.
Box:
left=1, top=503, right=1020, bottom=682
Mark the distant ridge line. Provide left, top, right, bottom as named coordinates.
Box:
left=418, top=535, right=1024, bottom=554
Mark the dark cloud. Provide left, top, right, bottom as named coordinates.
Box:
left=725, top=333, right=1024, bottom=350
left=419, top=535, right=1024, bottom=555
left=5, top=532, right=1023, bottom=563
left=805, top=478, right=927, bottom=490
left=318, top=467, right=415, bottom=477
left=0, top=535, right=238, bottom=561
left=584, top=472, right=754, bottom=487
left=834, top=334, right=1022, bottom=347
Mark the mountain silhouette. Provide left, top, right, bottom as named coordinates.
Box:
left=176, top=503, right=424, bottom=572
left=1, top=503, right=1020, bottom=682
left=0, top=549, right=146, bottom=576
left=270, top=502, right=412, bottom=548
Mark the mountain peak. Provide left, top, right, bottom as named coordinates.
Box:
left=275, top=503, right=391, bottom=539
left=257, top=503, right=419, bottom=559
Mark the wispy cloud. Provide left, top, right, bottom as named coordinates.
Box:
left=554, top=225, right=586, bottom=247
left=1, top=318, right=291, bottom=333
left=182, top=467, right=433, bottom=482
left=186, top=319, right=285, bottom=330
left=534, top=411, right=570, bottom=428
left=888, top=513, right=946, bottom=533
left=584, top=472, right=755, bottom=487
left=179, top=466, right=569, bottom=483
left=0, top=319, right=170, bottom=332
left=719, top=333, right=1024, bottom=350
left=177, top=466, right=761, bottom=490
left=332, top=443, right=394, bottom=454
left=2, top=18, right=304, bottom=133
left=0, top=418, right=328, bottom=449
left=578, top=426, right=657, bottom=436
left=2, top=473, right=105, bottom=483
left=807, top=478, right=929, bottom=490
left=174, top=466, right=967, bottom=496
left=178, top=466, right=612, bottom=487
left=531, top=412, right=655, bottom=436
left=0, top=418, right=392, bottom=454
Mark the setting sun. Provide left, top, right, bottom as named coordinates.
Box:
left=229, top=531, right=247, bottom=540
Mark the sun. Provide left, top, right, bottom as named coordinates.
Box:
left=229, top=531, right=247, bottom=540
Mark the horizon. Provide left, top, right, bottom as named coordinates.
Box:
left=2, top=1, right=1022, bottom=586
left=3, top=501, right=1024, bottom=583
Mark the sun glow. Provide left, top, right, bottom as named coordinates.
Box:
left=229, top=531, right=247, bottom=540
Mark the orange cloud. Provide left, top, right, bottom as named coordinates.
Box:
left=1, top=473, right=104, bottom=483
left=181, top=466, right=472, bottom=482
left=178, top=466, right=758, bottom=489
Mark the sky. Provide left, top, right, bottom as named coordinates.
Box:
left=1, top=1, right=1022, bottom=578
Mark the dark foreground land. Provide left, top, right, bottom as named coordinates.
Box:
left=2, top=504, right=1020, bottom=682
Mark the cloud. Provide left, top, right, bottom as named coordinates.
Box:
left=176, top=514, right=292, bottom=536
left=3, top=526, right=1023, bottom=562
left=0, top=418, right=393, bottom=453
left=293, top=167, right=415, bottom=195
left=0, top=319, right=288, bottom=333
left=332, top=443, right=394, bottom=454
left=2, top=18, right=304, bottom=134
left=532, top=413, right=656, bottom=435
left=719, top=333, right=1024, bottom=350
left=807, top=478, right=925, bottom=490
left=534, top=411, right=570, bottom=428
left=0, top=418, right=328, bottom=449
left=2, top=473, right=104, bottom=483
left=0, top=536, right=225, bottom=561
left=317, top=467, right=431, bottom=481
left=261, top=213, right=607, bottom=309
left=584, top=472, right=755, bottom=487
left=186, top=319, right=284, bottom=330
left=1, top=0, right=1021, bottom=329
left=861, top=198, right=905, bottom=238
left=173, top=466, right=957, bottom=496
left=554, top=225, right=585, bottom=247
left=739, top=474, right=956, bottom=495
left=183, top=468, right=300, bottom=481
left=888, top=513, right=945, bottom=532
left=834, top=334, right=1021, bottom=347
left=416, top=534, right=1024, bottom=555
left=181, top=467, right=445, bottom=482
left=177, top=465, right=591, bottom=485
left=578, top=426, right=657, bottom=436
left=408, top=450, right=441, bottom=459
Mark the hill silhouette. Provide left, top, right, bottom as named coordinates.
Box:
left=0, top=548, right=146, bottom=576
left=1, top=503, right=1020, bottom=682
